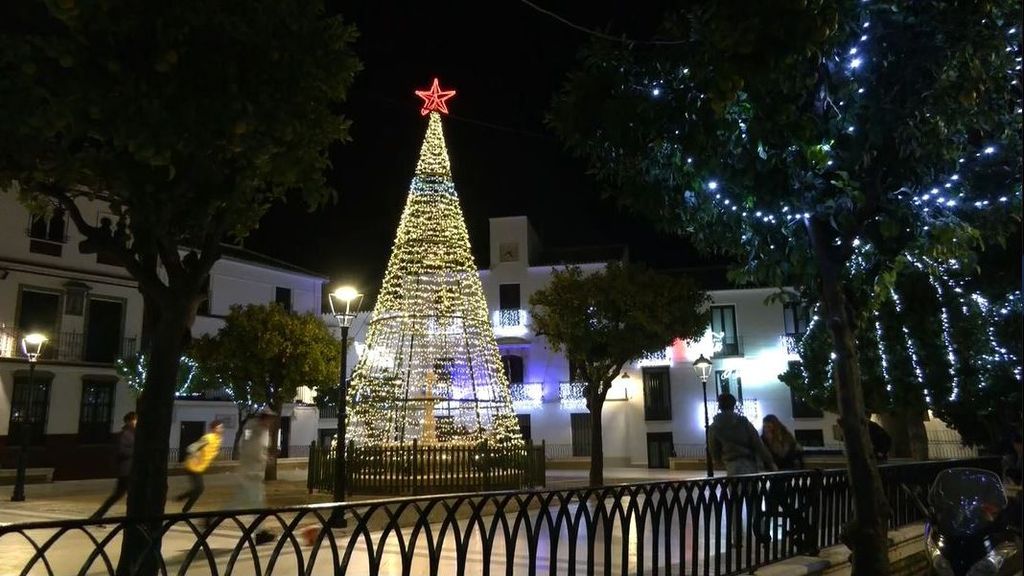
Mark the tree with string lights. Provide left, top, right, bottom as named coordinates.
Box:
left=549, top=1, right=1021, bottom=572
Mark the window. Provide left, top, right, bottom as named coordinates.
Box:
left=9, top=372, right=52, bottom=445
left=790, top=389, right=824, bottom=418
left=794, top=429, right=825, bottom=447
left=568, top=358, right=584, bottom=382
left=27, top=209, right=66, bottom=256
left=715, top=370, right=744, bottom=403
left=64, top=282, right=90, bottom=316
left=516, top=414, right=532, bottom=442
left=502, top=355, right=524, bottom=384
left=498, top=284, right=521, bottom=326
left=79, top=378, right=115, bottom=443
left=783, top=302, right=811, bottom=336
left=275, top=287, right=292, bottom=311
left=642, top=367, right=672, bottom=420
left=710, top=305, right=740, bottom=356
left=17, top=288, right=61, bottom=358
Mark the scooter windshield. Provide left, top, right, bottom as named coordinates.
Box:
left=928, top=467, right=1008, bottom=537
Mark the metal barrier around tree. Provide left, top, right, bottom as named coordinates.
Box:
left=307, top=440, right=547, bottom=495
left=0, top=457, right=999, bottom=576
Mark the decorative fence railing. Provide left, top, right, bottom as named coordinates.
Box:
left=307, top=440, right=547, bottom=496
left=0, top=457, right=998, bottom=576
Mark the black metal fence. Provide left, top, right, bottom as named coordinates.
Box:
left=0, top=458, right=998, bottom=576
left=307, top=440, right=547, bottom=495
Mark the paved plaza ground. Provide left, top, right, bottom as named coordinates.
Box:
left=0, top=466, right=712, bottom=525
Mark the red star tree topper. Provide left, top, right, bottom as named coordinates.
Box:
left=414, top=78, right=456, bottom=116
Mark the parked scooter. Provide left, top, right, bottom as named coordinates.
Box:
left=907, top=467, right=1021, bottom=576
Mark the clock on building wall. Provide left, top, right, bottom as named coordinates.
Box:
left=499, top=242, right=519, bottom=263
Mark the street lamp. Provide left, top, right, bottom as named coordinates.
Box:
left=328, top=286, right=362, bottom=526
left=11, top=333, right=47, bottom=502
left=692, top=354, right=714, bottom=478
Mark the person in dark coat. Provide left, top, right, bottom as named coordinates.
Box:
left=761, top=414, right=804, bottom=471
left=90, top=412, right=136, bottom=520
left=867, top=418, right=892, bottom=463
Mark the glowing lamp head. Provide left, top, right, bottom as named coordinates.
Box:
left=22, top=333, right=48, bottom=362
left=332, top=286, right=360, bottom=303
left=329, top=286, right=363, bottom=328
left=692, top=354, right=712, bottom=381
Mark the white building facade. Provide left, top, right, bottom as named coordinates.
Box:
left=470, top=216, right=968, bottom=467
left=0, top=195, right=327, bottom=479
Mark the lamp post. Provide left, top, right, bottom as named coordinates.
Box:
left=692, top=354, right=714, bottom=478
left=328, top=286, right=362, bottom=526
left=11, top=333, right=47, bottom=502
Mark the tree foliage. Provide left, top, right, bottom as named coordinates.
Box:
left=549, top=1, right=1021, bottom=571
left=530, top=262, right=709, bottom=485
left=0, top=3, right=358, bottom=567
left=192, top=304, right=339, bottom=479
left=782, top=254, right=1023, bottom=450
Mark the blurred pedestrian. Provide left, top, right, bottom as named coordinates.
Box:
left=89, top=412, right=136, bottom=520
left=174, top=420, right=223, bottom=512
left=708, top=393, right=776, bottom=548
left=232, top=408, right=276, bottom=544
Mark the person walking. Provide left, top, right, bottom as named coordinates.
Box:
left=174, top=420, right=223, bottom=512
left=231, top=408, right=276, bottom=544
left=89, top=412, right=136, bottom=520
left=708, top=393, right=776, bottom=549
left=760, top=414, right=812, bottom=550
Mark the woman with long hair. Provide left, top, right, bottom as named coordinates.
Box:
left=757, top=414, right=812, bottom=551
left=761, top=414, right=804, bottom=470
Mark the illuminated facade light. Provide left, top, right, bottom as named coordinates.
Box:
left=559, top=381, right=587, bottom=411
left=510, top=383, right=544, bottom=411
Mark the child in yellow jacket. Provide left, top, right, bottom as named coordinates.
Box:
left=174, top=420, right=224, bottom=512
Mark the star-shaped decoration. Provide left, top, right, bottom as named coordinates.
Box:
left=414, top=78, right=456, bottom=116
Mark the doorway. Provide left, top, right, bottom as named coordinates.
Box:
left=178, top=421, right=206, bottom=462
left=647, top=432, right=674, bottom=469
left=278, top=416, right=291, bottom=457
left=570, top=413, right=592, bottom=457
left=84, top=299, right=123, bottom=362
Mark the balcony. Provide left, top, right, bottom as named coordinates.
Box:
left=711, top=335, right=743, bottom=359
left=509, top=382, right=544, bottom=411
left=492, top=308, right=530, bottom=339
left=558, top=381, right=587, bottom=411
left=0, top=326, right=136, bottom=365
left=782, top=332, right=804, bottom=358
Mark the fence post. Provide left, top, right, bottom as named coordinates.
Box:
left=807, top=468, right=823, bottom=555
left=307, top=440, right=317, bottom=494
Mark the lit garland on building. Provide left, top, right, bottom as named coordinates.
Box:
left=346, top=80, right=523, bottom=449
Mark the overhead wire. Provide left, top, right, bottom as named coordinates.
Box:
left=516, top=0, right=688, bottom=46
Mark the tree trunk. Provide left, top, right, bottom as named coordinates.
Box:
left=264, top=398, right=284, bottom=481
left=810, top=220, right=890, bottom=575
left=232, top=412, right=251, bottom=460
left=588, top=393, right=605, bottom=487
left=117, top=298, right=193, bottom=576
left=880, top=412, right=911, bottom=458
left=881, top=409, right=929, bottom=460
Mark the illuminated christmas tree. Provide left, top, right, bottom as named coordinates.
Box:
left=347, top=79, right=523, bottom=449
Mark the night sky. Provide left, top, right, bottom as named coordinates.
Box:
left=246, top=1, right=711, bottom=290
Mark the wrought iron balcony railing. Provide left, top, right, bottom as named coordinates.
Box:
left=0, top=325, right=136, bottom=365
